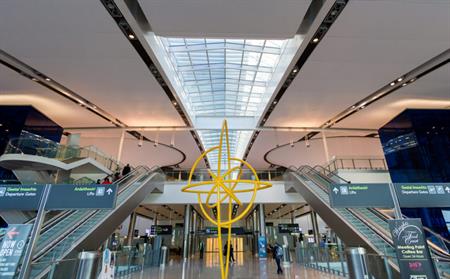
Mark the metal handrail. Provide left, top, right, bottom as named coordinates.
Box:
left=31, top=167, right=149, bottom=262
left=325, top=157, right=388, bottom=172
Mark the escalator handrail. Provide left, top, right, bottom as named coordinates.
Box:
left=312, top=165, right=351, bottom=184
left=31, top=167, right=152, bottom=262
left=32, top=165, right=163, bottom=277
left=309, top=166, right=450, bottom=260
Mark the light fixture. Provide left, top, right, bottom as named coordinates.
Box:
left=397, top=77, right=403, bottom=82
left=305, top=137, right=310, bottom=148
left=32, top=78, right=38, bottom=81
left=45, top=77, right=51, bottom=81
left=402, top=83, right=407, bottom=87
left=351, top=105, right=356, bottom=109
left=390, top=82, right=395, bottom=86
left=173, top=101, right=177, bottom=106
left=273, top=100, right=277, bottom=104
left=293, top=68, right=298, bottom=73
left=138, top=135, right=143, bottom=147
left=360, top=105, right=366, bottom=109
left=128, top=34, right=135, bottom=39
left=312, top=38, right=319, bottom=43
left=410, top=78, right=416, bottom=82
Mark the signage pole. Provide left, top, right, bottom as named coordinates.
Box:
left=388, top=183, right=402, bottom=219
left=18, top=184, right=52, bottom=279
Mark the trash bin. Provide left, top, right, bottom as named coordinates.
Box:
left=346, top=247, right=369, bottom=279
left=75, top=251, right=99, bottom=279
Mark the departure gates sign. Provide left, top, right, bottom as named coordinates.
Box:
left=0, top=184, right=118, bottom=210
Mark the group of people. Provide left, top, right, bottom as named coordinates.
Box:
left=96, top=163, right=132, bottom=184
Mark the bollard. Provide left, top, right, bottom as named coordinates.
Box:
left=160, top=246, right=168, bottom=268
left=282, top=244, right=291, bottom=266
left=75, top=252, right=98, bottom=279
left=346, top=247, right=369, bottom=279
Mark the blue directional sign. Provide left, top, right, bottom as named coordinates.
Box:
left=45, top=184, right=118, bottom=210
left=0, top=185, right=43, bottom=210
left=394, top=183, right=450, bottom=208
left=329, top=184, right=394, bottom=208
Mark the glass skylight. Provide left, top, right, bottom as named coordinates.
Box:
left=156, top=37, right=289, bottom=169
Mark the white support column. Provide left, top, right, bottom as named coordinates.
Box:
left=117, top=130, right=125, bottom=163
left=322, top=131, right=330, bottom=163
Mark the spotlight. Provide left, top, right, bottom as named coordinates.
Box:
left=128, top=34, right=135, bottom=39
left=390, top=82, right=395, bottom=86
left=45, top=77, right=51, bottom=81
left=312, top=38, right=319, bottom=43
left=397, top=77, right=403, bottom=82
left=402, top=83, right=407, bottom=87
left=32, top=78, right=38, bottom=81
left=173, top=101, right=177, bottom=106
left=292, top=68, right=298, bottom=73
left=410, top=78, right=416, bottom=82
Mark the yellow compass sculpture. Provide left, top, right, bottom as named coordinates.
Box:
left=182, top=120, right=272, bottom=279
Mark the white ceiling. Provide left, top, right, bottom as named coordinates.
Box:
left=0, top=0, right=183, bottom=127
left=266, top=0, right=450, bottom=128
left=0, top=0, right=449, bottom=171
left=138, top=0, right=311, bottom=38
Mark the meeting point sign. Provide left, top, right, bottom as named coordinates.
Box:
left=388, top=219, right=438, bottom=279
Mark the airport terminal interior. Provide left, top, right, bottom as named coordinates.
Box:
left=0, top=0, right=449, bottom=278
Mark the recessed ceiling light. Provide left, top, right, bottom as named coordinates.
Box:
left=410, top=78, right=416, bottom=82
left=128, top=34, right=135, bottom=39
left=397, top=77, right=403, bottom=82
left=32, top=78, right=38, bottom=81
left=45, top=78, right=51, bottom=81
left=360, top=105, right=366, bottom=109
left=312, top=38, right=319, bottom=43
left=293, top=68, right=298, bottom=73
left=351, top=105, right=356, bottom=109
left=273, top=100, right=277, bottom=104
left=402, top=83, right=407, bottom=87
left=173, top=101, right=177, bottom=106
left=390, top=82, right=395, bottom=86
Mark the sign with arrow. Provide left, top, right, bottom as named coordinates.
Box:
left=0, top=224, right=33, bottom=278
left=394, top=183, right=450, bottom=208
left=45, top=184, right=118, bottom=210
left=0, top=185, right=43, bottom=210
left=329, top=183, right=394, bottom=208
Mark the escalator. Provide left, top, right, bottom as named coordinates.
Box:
left=284, top=165, right=450, bottom=278
left=24, top=166, right=164, bottom=279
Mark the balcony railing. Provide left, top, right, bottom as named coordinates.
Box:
left=164, top=168, right=285, bottom=182
left=325, top=157, right=387, bottom=173
left=4, top=131, right=121, bottom=171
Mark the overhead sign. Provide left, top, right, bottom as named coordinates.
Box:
left=0, top=185, right=43, bottom=210
left=329, top=184, right=394, bottom=208
left=394, top=183, right=450, bottom=208
left=278, top=223, right=300, bottom=234
left=150, top=225, right=173, bottom=236
left=45, top=184, right=118, bottom=210
left=388, top=219, right=438, bottom=279
left=0, top=224, right=33, bottom=279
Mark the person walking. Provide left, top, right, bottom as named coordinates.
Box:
left=223, top=242, right=235, bottom=263
left=273, top=242, right=283, bottom=275
left=122, top=164, right=131, bottom=176
left=199, top=241, right=204, bottom=259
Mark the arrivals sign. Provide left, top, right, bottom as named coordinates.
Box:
left=388, top=219, right=438, bottom=279
left=278, top=223, right=300, bottom=234
left=45, top=184, right=118, bottom=210
left=0, top=186, right=43, bottom=210
left=0, top=184, right=118, bottom=210
left=394, top=183, right=450, bottom=208
left=329, top=184, right=394, bottom=208
left=0, top=224, right=33, bottom=278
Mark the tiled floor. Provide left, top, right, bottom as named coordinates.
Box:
left=127, top=252, right=343, bottom=279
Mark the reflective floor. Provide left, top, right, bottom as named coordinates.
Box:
left=127, top=252, right=343, bottom=279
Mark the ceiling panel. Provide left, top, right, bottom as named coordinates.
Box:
left=139, top=0, right=311, bottom=38
left=0, top=65, right=109, bottom=127
left=0, top=0, right=184, bottom=127
left=266, top=0, right=450, bottom=128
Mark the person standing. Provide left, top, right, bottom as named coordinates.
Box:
left=199, top=241, right=204, bottom=259
left=122, top=164, right=131, bottom=176
left=273, top=242, right=283, bottom=275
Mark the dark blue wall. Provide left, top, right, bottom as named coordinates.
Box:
left=379, top=109, right=450, bottom=239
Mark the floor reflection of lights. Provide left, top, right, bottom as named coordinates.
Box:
left=205, top=252, right=245, bottom=267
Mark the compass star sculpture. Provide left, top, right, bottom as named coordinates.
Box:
left=182, top=120, right=271, bottom=279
